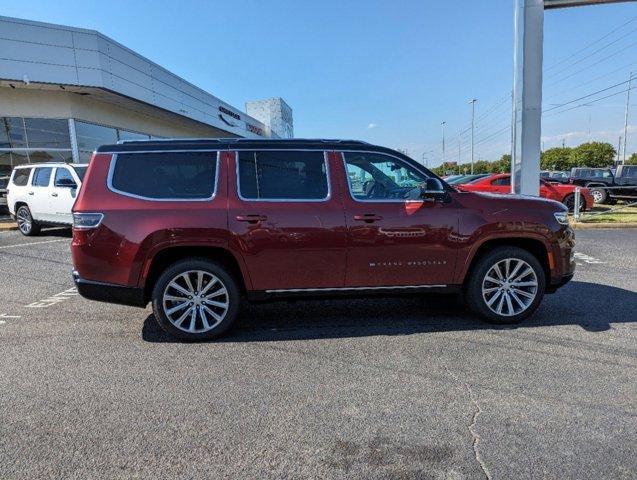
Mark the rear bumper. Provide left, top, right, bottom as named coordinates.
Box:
left=73, top=271, right=146, bottom=308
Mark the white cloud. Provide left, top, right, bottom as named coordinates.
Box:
left=367, top=123, right=378, bottom=129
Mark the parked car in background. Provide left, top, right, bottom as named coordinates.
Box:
left=7, top=163, right=88, bottom=235
left=71, top=138, right=575, bottom=340
left=456, top=173, right=594, bottom=211
left=0, top=175, right=9, bottom=209
left=568, top=167, right=615, bottom=204
left=540, top=170, right=569, bottom=183
left=446, top=173, right=490, bottom=185
left=611, top=164, right=637, bottom=200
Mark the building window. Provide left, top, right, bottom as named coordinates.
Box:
left=23, top=118, right=71, bottom=149
left=75, top=121, right=118, bottom=156
left=0, top=117, right=73, bottom=177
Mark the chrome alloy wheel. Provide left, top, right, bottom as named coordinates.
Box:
left=591, top=189, right=604, bottom=203
left=162, top=270, right=229, bottom=333
left=16, top=207, right=32, bottom=234
left=481, top=258, right=538, bottom=317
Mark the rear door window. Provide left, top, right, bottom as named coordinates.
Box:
left=237, top=150, right=328, bottom=200
left=110, top=152, right=218, bottom=200
left=32, top=167, right=53, bottom=187
left=11, top=168, right=31, bottom=186
left=54, top=167, right=77, bottom=187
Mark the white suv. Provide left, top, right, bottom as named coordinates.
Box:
left=7, top=163, right=88, bottom=236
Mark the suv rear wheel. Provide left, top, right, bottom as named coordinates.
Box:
left=464, top=247, right=546, bottom=323
left=16, top=205, right=41, bottom=236
left=151, top=258, right=240, bottom=340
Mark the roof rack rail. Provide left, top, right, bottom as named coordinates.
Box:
left=115, top=137, right=371, bottom=145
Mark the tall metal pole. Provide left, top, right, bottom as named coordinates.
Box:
left=458, top=140, right=461, bottom=173
left=512, top=0, right=543, bottom=196
left=441, top=121, right=446, bottom=165
left=469, top=99, right=477, bottom=174
left=617, top=136, right=622, bottom=164
left=622, top=72, right=633, bottom=163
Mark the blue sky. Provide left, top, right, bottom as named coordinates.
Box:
left=4, top=0, right=637, bottom=166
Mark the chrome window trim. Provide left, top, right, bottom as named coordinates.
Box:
left=235, top=150, right=331, bottom=203
left=106, top=151, right=220, bottom=202
left=338, top=150, right=431, bottom=204
left=265, top=284, right=447, bottom=293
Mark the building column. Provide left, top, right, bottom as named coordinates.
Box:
left=68, top=118, right=80, bottom=163
left=511, top=0, right=544, bottom=196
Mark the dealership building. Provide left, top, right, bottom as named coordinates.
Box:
left=0, top=15, right=293, bottom=179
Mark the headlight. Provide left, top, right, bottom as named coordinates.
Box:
left=554, top=211, right=568, bottom=225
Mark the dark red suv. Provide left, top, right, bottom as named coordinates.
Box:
left=72, top=139, right=575, bottom=340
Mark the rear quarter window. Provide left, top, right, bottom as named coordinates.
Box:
left=11, top=168, right=31, bottom=186
left=109, top=152, right=218, bottom=200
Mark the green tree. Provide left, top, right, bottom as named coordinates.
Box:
left=569, top=142, right=615, bottom=168
left=625, top=153, right=637, bottom=165
left=490, top=154, right=511, bottom=173
left=541, top=147, right=573, bottom=171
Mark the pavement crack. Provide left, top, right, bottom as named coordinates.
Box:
left=444, top=366, right=491, bottom=480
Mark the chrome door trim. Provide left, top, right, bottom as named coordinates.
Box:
left=265, top=284, right=447, bottom=293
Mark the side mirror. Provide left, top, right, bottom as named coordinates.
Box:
left=55, top=178, right=77, bottom=188
left=420, top=178, right=447, bottom=201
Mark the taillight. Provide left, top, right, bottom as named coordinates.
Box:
left=73, top=212, right=104, bottom=230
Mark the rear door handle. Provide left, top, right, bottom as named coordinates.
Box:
left=28, top=191, right=34, bottom=196
left=354, top=214, right=383, bottom=223
left=236, top=214, right=268, bottom=223
left=51, top=192, right=58, bottom=197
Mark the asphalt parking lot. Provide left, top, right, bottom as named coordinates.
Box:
left=0, top=228, right=635, bottom=480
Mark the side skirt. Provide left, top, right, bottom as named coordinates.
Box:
left=246, top=285, right=461, bottom=303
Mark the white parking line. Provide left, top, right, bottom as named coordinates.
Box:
left=574, top=252, right=606, bottom=265
left=26, top=287, right=78, bottom=308
left=0, top=239, right=68, bottom=250
left=0, top=314, right=22, bottom=326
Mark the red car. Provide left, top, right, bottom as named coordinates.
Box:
left=72, top=139, right=575, bottom=340
left=456, top=173, right=593, bottom=211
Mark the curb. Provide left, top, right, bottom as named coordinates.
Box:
left=0, top=222, right=18, bottom=232
left=571, top=222, right=637, bottom=229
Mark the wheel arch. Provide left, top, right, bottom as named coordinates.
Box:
left=460, top=236, right=551, bottom=288
left=142, top=245, right=251, bottom=303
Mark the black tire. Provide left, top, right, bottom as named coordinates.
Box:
left=464, top=247, right=546, bottom=324
left=562, top=194, right=586, bottom=212
left=16, top=205, right=41, bottom=236
left=151, top=258, right=240, bottom=341
left=587, top=185, right=607, bottom=204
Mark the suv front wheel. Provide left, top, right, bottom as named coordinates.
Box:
left=464, top=247, right=546, bottom=323
left=151, top=258, right=240, bottom=340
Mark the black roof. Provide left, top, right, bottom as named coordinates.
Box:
left=96, top=138, right=387, bottom=154
left=95, top=137, right=444, bottom=181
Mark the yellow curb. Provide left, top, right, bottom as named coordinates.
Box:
left=0, top=222, right=18, bottom=231
left=572, top=222, right=637, bottom=229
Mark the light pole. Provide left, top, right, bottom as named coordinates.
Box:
left=622, top=72, right=633, bottom=163
left=469, top=99, right=477, bottom=174
left=441, top=121, right=446, bottom=165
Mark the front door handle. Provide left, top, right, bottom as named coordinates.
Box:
left=28, top=191, right=34, bottom=196
left=51, top=192, right=58, bottom=197
left=354, top=214, right=383, bottom=223
left=236, top=214, right=268, bottom=224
